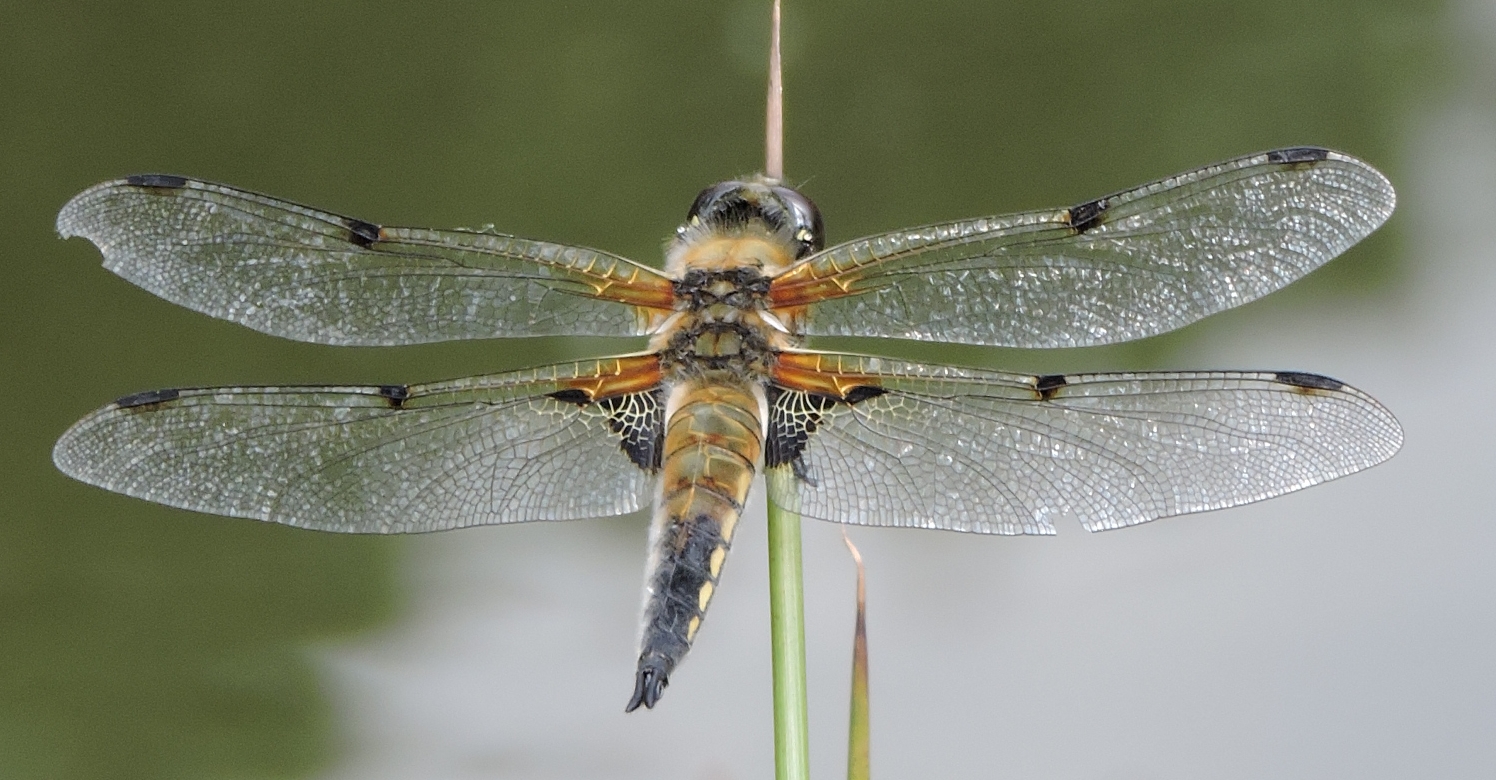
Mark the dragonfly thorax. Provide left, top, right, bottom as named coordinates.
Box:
left=657, top=318, right=778, bottom=378
left=656, top=219, right=806, bottom=380
left=657, top=268, right=782, bottom=377
left=673, top=267, right=771, bottom=310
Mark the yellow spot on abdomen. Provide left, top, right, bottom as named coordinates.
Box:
left=709, top=546, right=726, bottom=578
left=687, top=615, right=702, bottom=640
left=698, top=581, right=715, bottom=611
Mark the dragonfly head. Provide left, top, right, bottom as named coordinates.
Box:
left=681, top=179, right=824, bottom=260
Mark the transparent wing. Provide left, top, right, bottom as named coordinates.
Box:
left=765, top=352, right=1402, bottom=535
left=52, top=358, right=666, bottom=532
left=56, top=176, right=676, bottom=346
left=770, top=148, right=1395, bottom=347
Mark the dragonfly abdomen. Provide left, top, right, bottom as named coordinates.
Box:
left=627, top=379, right=764, bottom=711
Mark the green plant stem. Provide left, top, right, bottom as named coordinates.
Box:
left=767, top=499, right=811, bottom=780
left=845, top=531, right=870, bottom=780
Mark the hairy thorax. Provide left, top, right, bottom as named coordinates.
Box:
left=651, top=228, right=802, bottom=384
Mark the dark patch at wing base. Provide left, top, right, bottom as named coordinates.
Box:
left=764, top=386, right=837, bottom=470
left=125, top=174, right=188, bottom=189
left=766, top=384, right=886, bottom=480
left=115, top=388, right=180, bottom=408
left=1274, top=371, right=1344, bottom=392
left=765, top=384, right=888, bottom=469
left=546, top=388, right=663, bottom=471
left=1266, top=147, right=1330, bottom=164
left=598, top=390, right=666, bottom=471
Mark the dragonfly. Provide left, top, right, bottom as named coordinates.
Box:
left=52, top=146, right=1401, bottom=711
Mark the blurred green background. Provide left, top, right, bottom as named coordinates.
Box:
left=0, top=1, right=1447, bottom=778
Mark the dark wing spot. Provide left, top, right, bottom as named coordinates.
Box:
left=546, top=388, right=663, bottom=470
left=346, top=218, right=382, bottom=248
left=377, top=384, right=409, bottom=407
left=790, top=457, right=817, bottom=487
left=842, top=385, right=886, bottom=405
left=115, top=388, right=180, bottom=408
left=1065, top=197, right=1109, bottom=233
left=125, top=174, right=188, bottom=189
left=1266, top=147, right=1329, bottom=165
left=1274, top=371, right=1344, bottom=392
left=767, top=386, right=889, bottom=470
left=547, top=388, right=592, bottom=406
left=1035, top=374, right=1068, bottom=400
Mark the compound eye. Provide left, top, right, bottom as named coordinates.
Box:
left=687, top=181, right=746, bottom=224
left=773, top=186, right=824, bottom=257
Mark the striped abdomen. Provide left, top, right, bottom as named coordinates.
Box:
left=626, top=378, right=763, bottom=711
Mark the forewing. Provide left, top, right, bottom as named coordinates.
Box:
left=57, top=176, right=675, bottom=345
left=770, top=148, right=1395, bottom=347
left=53, top=358, right=666, bottom=532
left=765, top=353, right=1402, bottom=534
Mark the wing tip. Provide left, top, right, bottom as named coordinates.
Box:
left=1269, top=370, right=1403, bottom=464
left=57, top=175, right=197, bottom=239
left=50, top=403, right=145, bottom=493
left=1268, top=146, right=1398, bottom=228
left=51, top=423, right=91, bottom=484
left=55, top=185, right=99, bottom=240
